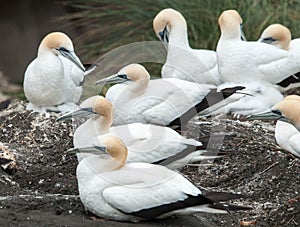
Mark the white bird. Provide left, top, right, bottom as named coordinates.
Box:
left=23, top=32, right=85, bottom=113
left=248, top=95, right=300, bottom=158
left=204, top=81, right=283, bottom=116
left=153, top=8, right=221, bottom=85
left=217, top=10, right=300, bottom=85
left=70, top=134, right=251, bottom=222
left=258, top=23, right=300, bottom=91
left=58, top=96, right=222, bottom=169
left=96, top=64, right=246, bottom=129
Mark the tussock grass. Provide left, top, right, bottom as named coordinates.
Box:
left=60, top=0, right=300, bottom=67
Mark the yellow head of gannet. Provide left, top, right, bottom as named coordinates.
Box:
left=57, top=95, right=113, bottom=121
left=283, top=94, right=300, bottom=102
left=96, top=64, right=150, bottom=86
left=258, top=24, right=291, bottom=50
left=218, top=9, right=246, bottom=40
left=38, top=32, right=85, bottom=71
left=100, top=135, right=128, bottom=168
left=271, top=99, right=300, bottom=130
left=68, top=135, right=128, bottom=169
left=153, top=8, right=187, bottom=43
left=248, top=96, right=300, bottom=129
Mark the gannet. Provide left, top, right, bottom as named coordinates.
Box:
left=258, top=24, right=300, bottom=91
left=58, top=96, right=222, bottom=169
left=96, top=64, right=246, bottom=129
left=23, top=32, right=85, bottom=113
left=70, top=135, right=251, bottom=222
left=217, top=10, right=300, bottom=85
left=203, top=82, right=283, bottom=116
left=153, top=8, right=221, bottom=85
left=248, top=95, right=300, bottom=158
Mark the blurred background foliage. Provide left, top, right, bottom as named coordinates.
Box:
left=60, top=0, right=300, bottom=64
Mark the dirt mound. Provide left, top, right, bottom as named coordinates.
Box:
left=0, top=100, right=299, bottom=226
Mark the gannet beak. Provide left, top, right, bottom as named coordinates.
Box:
left=240, top=24, right=247, bottom=41
left=56, top=107, right=97, bottom=121
left=158, top=27, right=169, bottom=44
left=66, top=145, right=107, bottom=154
left=247, top=110, right=282, bottom=120
left=95, top=74, right=129, bottom=85
left=58, top=48, right=85, bottom=72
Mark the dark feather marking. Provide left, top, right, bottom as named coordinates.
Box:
left=83, top=64, right=93, bottom=70
left=123, top=194, right=215, bottom=219
left=153, top=144, right=203, bottom=165
left=153, top=134, right=236, bottom=166
left=277, top=72, right=300, bottom=88
left=167, top=86, right=245, bottom=130
left=208, top=203, right=252, bottom=212
left=203, top=191, right=246, bottom=202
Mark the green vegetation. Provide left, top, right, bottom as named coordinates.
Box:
left=61, top=0, right=300, bottom=63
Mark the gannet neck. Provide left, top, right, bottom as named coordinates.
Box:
left=218, top=10, right=243, bottom=40
left=101, top=135, right=128, bottom=169
left=272, top=99, right=300, bottom=130
left=94, top=96, right=113, bottom=133
left=37, top=32, right=74, bottom=57
left=260, top=24, right=291, bottom=50
left=95, top=115, right=112, bottom=135
left=153, top=8, right=189, bottom=47
left=121, top=64, right=150, bottom=95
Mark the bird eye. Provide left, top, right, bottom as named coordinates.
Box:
left=272, top=109, right=282, bottom=116
left=57, top=47, right=69, bottom=52
left=263, top=37, right=277, bottom=42
left=118, top=74, right=128, bottom=80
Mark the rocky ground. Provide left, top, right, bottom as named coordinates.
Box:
left=0, top=100, right=299, bottom=226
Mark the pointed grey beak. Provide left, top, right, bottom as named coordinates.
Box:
left=95, top=74, right=129, bottom=85
left=240, top=24, right=247, bottom=41
left=247, top=110, right=282, bottom=120
left=58, top=48, right=85, bottom=72
left=56, top=107, right=97, bottom=121
left=66, top=145, right=107, bottom=154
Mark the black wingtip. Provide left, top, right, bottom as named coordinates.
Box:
left=277, top=72, right=300, bottom=88
left=209, top=203, right=252, bottom=212
left=167, top=86, right=246, bottom=129
left=203, top=191, right=247, bottom=202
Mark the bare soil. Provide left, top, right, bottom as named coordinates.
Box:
left=0, top=100, right=299, bottom=226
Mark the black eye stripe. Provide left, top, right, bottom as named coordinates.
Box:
left=57, top=47, right=69, bottom=52
left=264, top=37, right=277, bottom=42
left=272, top=109, right=282, bottom=115
left=118, top=74, right=128, bottom=79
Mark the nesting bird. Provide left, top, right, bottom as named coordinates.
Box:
left=58, top=95, right=220, bottom=169
left=258, top=23, right=300, bottom=91
left=153, top=8, right=221, bottom=85
left=23, top=32, right=85, bottom=113
left=248, top=95, right=300, bottom=158
left=217, top=10, right=300, bottom=86
left=70, top=134, right=251, bottom=222
left=96, top=64, right=246, bottom=128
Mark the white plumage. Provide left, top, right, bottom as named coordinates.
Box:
left=258, top=23, right=300, bottom=91
left=23, top=32, right=85, bottom=113
left=74, top=135, right=249, bottom=222
left=96, top=64, right=246, bottom=126
left=58, top=96, right=216, bottom=169
left=217, top=10, right=300, bottom=85
left=248, top=95, right=300, bottom=158
left=153, top=8, right=221, bottom=85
